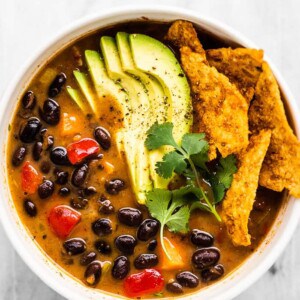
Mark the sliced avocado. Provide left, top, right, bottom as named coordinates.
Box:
left=100, top=36, right=153, bottom=203
left=85, top=50, right=131, bottom=127
left=116, top=32, right=170, bottom=189
left=66, top=87, right=87, bottom=112
left=73, top=70, right=98, bottom=114
left=129, top=34, right=193, bottom=142
left=116, top=32, right=166, bottom=123
left=130, top=34, right=192, bottom=189
left=84, top=50, right=136, bottom=188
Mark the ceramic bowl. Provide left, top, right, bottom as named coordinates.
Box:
left=1, top=5, right=299, bottom=300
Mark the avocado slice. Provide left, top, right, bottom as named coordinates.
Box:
left=84, top=50, right=131, bottom=127
left=129, top=34, right=193, bottom=143
left=66, top=87, right=87, bottom=112
left=116, top=32, right=166, bottom=123
left=73, top=70, right=98, bottom=114
left=84, top=50, right=137, bottom=188
left=116, top=32, right=170, bottom=189
left=129, top=34, right=192, bottom=188
left=100, top=36, right=153, bottom=203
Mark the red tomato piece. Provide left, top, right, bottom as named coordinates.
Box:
left=48, top=205, right=81, bottom=239
left=67, top=138, right=100, bottom=165
left=124, top=269, right=164, bottom=297
left=21, top=161, right=42, bottom=194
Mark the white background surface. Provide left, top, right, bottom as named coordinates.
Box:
left=1, top=0, right=300, bottom=299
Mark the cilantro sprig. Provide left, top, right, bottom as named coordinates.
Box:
left=145, top=122, right=237, bottom=259
left=146, top=189, right=190, bottom=260
left=145, top=122, right=222, bottom=221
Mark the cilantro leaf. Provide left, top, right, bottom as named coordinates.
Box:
left=217, top=155, right=237, bottom=188
left=146, top=189, right=191, bottom=258
left=155, top=151, right=187, bottom=179
left=208, top=154, right=237, bottom=203
left=181, top=133, right=207, bottom=156
left=190, top=201, right=211, bottom=212
left=166, top=205, right=190, bottom=233
left=146, top=189, right=172, bottom=221
left=190, top=142, right=209, bottom=170
left=172, top=185, right=202, bottom=201
left=145, top=122, right=178, bottom=150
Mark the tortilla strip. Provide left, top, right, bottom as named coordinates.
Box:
left=206, top=48, right=263, bottom=103
left=222, top=130, right=271, bottom=246
left=249, top=62, right=300, bottom=197
left=166, top=21, right=249, bottom=160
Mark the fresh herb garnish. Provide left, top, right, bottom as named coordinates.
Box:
left=146, top=189, right=190, bottom=259
left=208, top=155, right=237, bottom=203
left=145, top=122, right=237, bottom=258
left=145, top=122, right=224, bottom=221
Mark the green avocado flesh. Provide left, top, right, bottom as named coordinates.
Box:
left=68, top=33, right=192, bottom=204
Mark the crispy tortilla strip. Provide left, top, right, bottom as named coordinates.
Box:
left=165, top=20, right=206, bottom=57
left=222, top=130, right=271, bottom=246
left=166, top=21, right=248, bottom=159
left=206, top=48, right=263, bottom=103
left=249, top=62, right=300, bottom=197
left=166, top=21, right=249, bottom=160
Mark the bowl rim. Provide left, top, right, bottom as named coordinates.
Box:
left=1, top=4, right=300, bottom=300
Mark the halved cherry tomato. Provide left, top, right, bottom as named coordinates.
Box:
left=124, top=269, right=164, bottom=297
left=67, top=138, right=99, bottom=165
left=21, top=161, right=42, bottom=194
left=48, top=205, right=81, bottom=239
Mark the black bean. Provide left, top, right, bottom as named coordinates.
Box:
left=39, top=98, right=60, bottom=125
left=59, top=187, right=70, bottom=197
left=111, top=256, right=130, bottom=280
left=192, top=247, right=220, bottom=270
left=94, top=240, right=112, bottom=255
left=137, top=219, right=160, bottom=241
left=12, top=146, right=26, bottom=166
left=40, top=161, right=51, bottom=174
left=19, top=117, right=42, bottom=143
left=48, top=73, right=67, bottom=97
left=22, top=91, right=36, bottom=109
left=115, top=235, right=137, bottom=255
left=63, top=238, right=86, bottom=255
left=70, top=197, right=88, bottom=209
left=55, top=171, right=69, bottom=185
left=191, top=229, right=214, bottom=247
left=84, top=261, right=102, bottom=286
left=105, top=179, right=125, bottom=195
left=147, top=239, right=158, bottom=251
left=117, top=207, right=143, bottom=227
left=46, top=135, right=54, bottom=149
left=94, top=127, right=111, bottom=150
left=92, top=218, right=112, bottom=236
left=50, top=147, right=70, bottom=165
left=38, top=180, right=54, bottom=199
left=201, top=264, right=224, bottom=282
left=80, top=251, right=97, bottom=266
left=99, top=200, right=114, bottom=214
left=71, top=164, right=89, bottom=187
left=176, top=271, right=199, bottom=288
left=32, top=141, right=43, bottom=161
left=84, top=186, right=97, bottom=196
left=23, top=199, right=37, bottom=217
left=40, top=129, right=54, bottom=149
left=134, top=253, right=158, bottom=269
left=166, top=282, right=183, bottom=294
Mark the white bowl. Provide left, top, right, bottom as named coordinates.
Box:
left=1, top=5, right=299, bottom=300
